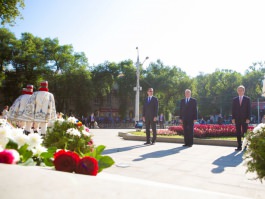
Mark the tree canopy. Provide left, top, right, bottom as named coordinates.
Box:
left=0, top=0, right=25, bottom=26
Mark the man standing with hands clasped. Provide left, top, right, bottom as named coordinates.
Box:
left=232, top=85, right=251, bottom=151
left=179, top=89, right=197, bottom=147
left=142, top=88, right=159, bottom=145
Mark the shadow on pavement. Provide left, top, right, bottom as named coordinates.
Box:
left=102, top=144, right=146, bottom=155
left=211, top=151, right=243, bottom=173
left=133, top=146, right=188, bottom=161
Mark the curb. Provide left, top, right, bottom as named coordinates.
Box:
left=118, top=131, right=237, bottom=147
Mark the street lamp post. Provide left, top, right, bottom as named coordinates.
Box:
left=134, top=47, right=148, bottom=123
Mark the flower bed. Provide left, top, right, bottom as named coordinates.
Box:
left=168, top=124, right=254, bottom=138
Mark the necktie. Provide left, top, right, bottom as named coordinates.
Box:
left=148, top=97, right=151, bottom=103
left=186, top=98, right=188, bottom=104
left=240, top=97, right=242, bottom=105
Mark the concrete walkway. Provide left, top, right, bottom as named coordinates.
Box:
left=1, top=129, right=265, bottom=199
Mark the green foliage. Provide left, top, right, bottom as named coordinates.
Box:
left=5, top=139, right=56, bottom=166
left=43, top=119, right=114, bottom=173
left=43, top=120, right=93, bottom=156
left=244, top=125, right=265, bottom=182
left=84, top=145, right=115, bottom=173
left=0, top=0, right=25, bottom=26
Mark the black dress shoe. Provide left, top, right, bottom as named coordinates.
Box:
left=23, top=130, right=30, bottom=135
left=235, top=147, right=242, bottom=151
left=188, top=145, right=192, bottom=147
left=144, top=142, right=151, bottom=145
left=151, top=142, right=155, bottom=145
left=183, top=144, right=188, bottom=147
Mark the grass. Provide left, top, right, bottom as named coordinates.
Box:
left=130, top=131, right=237, bottom=141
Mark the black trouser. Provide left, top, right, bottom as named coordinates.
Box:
left=145, top=117, right=157, bottom=143
left=235, top=122, right=248, bottom=148
left=183, top=120, right=194, bottom=146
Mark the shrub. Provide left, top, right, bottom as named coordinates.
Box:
left=244, top=123, right=265, bottom=182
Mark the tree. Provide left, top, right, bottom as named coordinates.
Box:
left=195, top=69, right=242, bottom=120
left=0, top=0, right=25, bottom=26
left=143, top=60, right=191, bottom=120
left=116, top=60, right=136, bottom=119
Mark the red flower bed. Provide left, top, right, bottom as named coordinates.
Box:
left=167, top=124, right=254, bottom=138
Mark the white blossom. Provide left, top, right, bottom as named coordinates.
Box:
left=31, top=145, right=47, bottom=156
left=27, top=133, right=43, bottom=148
left=82, top=129, right=91, bottom=137
left=0, top=137, right=9, bottom=148
left=67, top=117, right=77, bottom=124
left=66, top=128, right=81, bottom=137
left=13, top=133, right=29, bottom=148
left=9, top=128, right=24, bottom=140
left=0, top=127, right=11, bottom=139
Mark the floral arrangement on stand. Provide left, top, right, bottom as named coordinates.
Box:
left=243, top=123, right=265, bottom=182
left=43, top=117, right=115, bottom=175
left=0, top=117, right=115, bottom=176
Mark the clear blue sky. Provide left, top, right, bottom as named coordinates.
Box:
left=6, top=0, right=265, bottom=77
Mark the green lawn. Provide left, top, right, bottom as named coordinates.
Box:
left=130, top=131, right=237, bottom=141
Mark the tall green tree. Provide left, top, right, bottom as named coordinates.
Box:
left=143, top=60, right=191, bottom=120
left=195, top=69, right=242, bottom=119
left=0, top=0, right=25, bottom=26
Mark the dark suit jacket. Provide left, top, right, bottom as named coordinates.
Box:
left=142, top=96, right=159, bottom=120
left=232, top=96, right=251, bottom=123
left=179, top=98, right=197, bottom=122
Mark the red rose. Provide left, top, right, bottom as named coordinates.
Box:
left=76, top=156, right=98, bottom=176
left=0, top=150, right=15, bottom=164
left=54, top=150, right=80, bottom=173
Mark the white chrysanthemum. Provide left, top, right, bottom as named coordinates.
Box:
left=0, top=137, right=9, bottom=148
left=82, top=129, right=91, bottom=137
left=9, top=128, right=24, bottom=140
left=253, top=126, right=260, bottom=134
left=56, top=118, right=64, bottom=123
left=67, top=117, right=77, bottom=124
left=27, top=133, right=43, bottom=148
left=0, top=127, right=11, bottom=139
left=13, top=133, right=29, bottom=148
left=66, top=128, right=81, bottom=137
left=31, top=145, right=47, bottom=156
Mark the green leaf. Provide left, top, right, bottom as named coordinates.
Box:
left=96, top=145, right=106, bottom=155
left=98, top=156, right=115, bottom=173
left=5, top=139, right=18, bottom=150
left=43, top=158, right=54, bottom=167
left=19, top=158, right=36, bottom=166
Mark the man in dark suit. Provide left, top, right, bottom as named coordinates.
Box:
left=179, top=89, right=197, bottom=147
left=232, top=85, right=251, bottom=151
left=142, top=88, right=159, bottom=145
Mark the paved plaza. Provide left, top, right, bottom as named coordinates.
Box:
left=1, top=128, right=265, bottom=199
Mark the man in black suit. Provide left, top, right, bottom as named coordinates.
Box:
left=179, top=89, right=197, bottom=147
left=232, top=85, right=251, bottom=151
left=142, top=88, right=159, bottom=145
